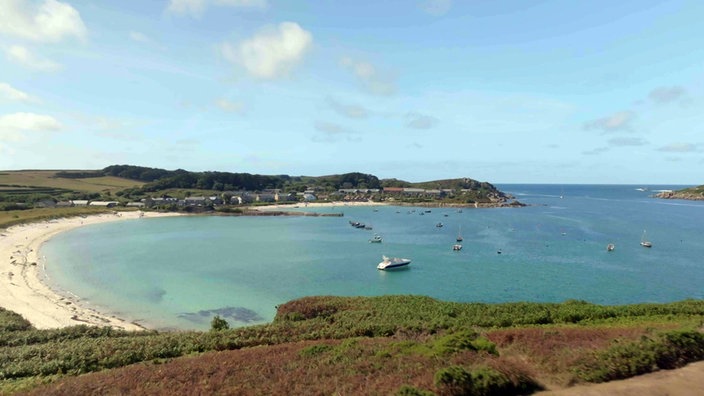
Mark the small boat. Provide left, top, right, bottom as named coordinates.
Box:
left=377, top=255, right=411, bottom=270
left=436, top=222, right=443, bottom=228
left=369, top=234, right=382, bottom=243
left=640, top=230, right=652, bottom=248
left=452, top=244, right=462, bottom=251
left=607, top=243, right=615, bottom=252
left=456, top=226, right=463, bottom=242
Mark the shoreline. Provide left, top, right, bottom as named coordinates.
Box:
left=0, top=211, right=181, bottom=331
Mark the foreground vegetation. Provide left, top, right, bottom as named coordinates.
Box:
left=0, top=296, right=702, bottom=394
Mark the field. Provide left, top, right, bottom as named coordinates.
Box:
left=0, top=296, right=702, bottom=395
left=0, top=170, right=144, bottom=194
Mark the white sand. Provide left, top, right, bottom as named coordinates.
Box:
left=0, top=211, right=180, bottom=331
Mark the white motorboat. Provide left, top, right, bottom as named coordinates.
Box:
left=377, top=255, right=411, bottom=270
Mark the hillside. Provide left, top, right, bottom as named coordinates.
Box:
left=0, top=166, right=516, bottom=210
left=1, top=296, right=703, bottom=394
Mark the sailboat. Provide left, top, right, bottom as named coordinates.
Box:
left=640, top=230, right=652, bottom=248
left=456, top=225, right=463, bottom=242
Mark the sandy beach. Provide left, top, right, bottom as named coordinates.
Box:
left=0, top=211, right=180, bottom=331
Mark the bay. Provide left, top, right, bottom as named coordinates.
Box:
left=40, top=184, right=704, bottom=331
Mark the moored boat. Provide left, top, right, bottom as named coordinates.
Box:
left=452, top=244, right=462, bottom=251
left=640, top=230, right=652, bottom=248
left=377, top=255, right=411, bottom=270
left=369, top=234, right=382, bottom=243
left=607, top=243, right=615, bottom=251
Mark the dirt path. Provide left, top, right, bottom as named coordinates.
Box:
left=538, top=361, right=704, bottom=396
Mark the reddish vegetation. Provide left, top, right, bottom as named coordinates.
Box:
left=486, top=325, right=676, bottom=388
left=19, top=325, right=681, bottom=395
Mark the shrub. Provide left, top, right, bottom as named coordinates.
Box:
left=435, top=365, right=531, bottom=396
left=299, top=344, right=332, bottom=358
left=210, top=316, right=229, bottom=331
left=434, top=330, right=498, bottom=356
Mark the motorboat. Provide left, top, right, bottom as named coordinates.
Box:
left=607, top=243, right=615, bottom=251
left=369, top=234, right=382, bottom=243
left=452, top=244, right=462, bottom=251
left=377, top=255, right=411, bottom=270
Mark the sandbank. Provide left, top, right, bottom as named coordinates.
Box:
left=0, top=211, right=180, bottom=331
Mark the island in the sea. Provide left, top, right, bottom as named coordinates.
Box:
left=655, top=184, right=704, bottom=201
left=0, top=164, right=524, bottom=214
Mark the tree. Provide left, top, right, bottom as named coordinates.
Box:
left=210, top=315, right=229, bottom=331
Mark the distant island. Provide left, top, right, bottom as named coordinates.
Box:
left=655, top=185, right=704, bottom=201
left=0, top=165, right=523, bottom=214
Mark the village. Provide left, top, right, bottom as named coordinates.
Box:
left=41, top=186, right=512, bottom=210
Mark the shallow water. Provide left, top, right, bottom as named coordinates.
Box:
left=41, top=184, right=704, bottom=330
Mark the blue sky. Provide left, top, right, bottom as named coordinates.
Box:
left=0, top=0, right=702, bottom=184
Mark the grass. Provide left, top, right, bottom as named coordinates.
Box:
left=0, top=170, right=144, bottom=194
left=0, top=296, right=702, bottom=394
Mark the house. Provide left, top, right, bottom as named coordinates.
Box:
left=256, top=193, right=276, bottom=203
left=71, top=200, right=89, bottom=206
left=126, top=202, right=145, bottom=208
left=89, top=201, right=119, bottom=208
left=184, top=197, right=207, bottom=206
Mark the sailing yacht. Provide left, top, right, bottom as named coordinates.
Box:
left=456, top=225, right=463, bottom=242
left=640, top=230, right=652, bottom=248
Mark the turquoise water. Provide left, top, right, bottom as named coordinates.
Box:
left=41, top=184, right=704, bottom=330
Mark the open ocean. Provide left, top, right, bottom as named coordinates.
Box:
left=40, top=184, right=704, bottom=331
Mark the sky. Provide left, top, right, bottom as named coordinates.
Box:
left=0, top=0, right=703, bottom=184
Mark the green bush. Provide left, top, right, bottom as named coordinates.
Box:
left=434, top=330, right=498, bottom=356
left=434, top=365, right=533, bottom=396
left=577, top=330, right=704, bottom=382
left=210, top=315, right=229, bottom=331
left=299, top=344, right=333, bottom=358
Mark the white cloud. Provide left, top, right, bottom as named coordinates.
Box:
left=0, top=0, right=87, bottom=42
left=129, top=31, right=150, bottom=43
left=583, top=111, right=634, bottom=133
left=167, top=0, right=267, bottom=17
left=420, top=0, right=452, bottom=16
left=657, top=143, right=699, bottom=153
left=340, top=57, right=396, bottom=96
left=5, top=45, right=61, bottom=71
left=608, top=137, right=647, bottom=147
left=0, top=112, right=61, bottom=142
left=312, top=121, right=359, bottom=143
left=166, top=0, right=207, bottom=16
left=405, top=112, right=438, bottom=129
left=327, top=97, right=369, bottom=119
left=216, top=98, right=245, bottom=113
left=649, top=86, right=687, bottom=104
left=221, top=22, right=312, bottom=79
left=0, top=82, right=39, bottom=103
left=214, top=0, right=267, bottom=9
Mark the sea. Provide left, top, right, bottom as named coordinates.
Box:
left=40, top=184, right=704, bottom=331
